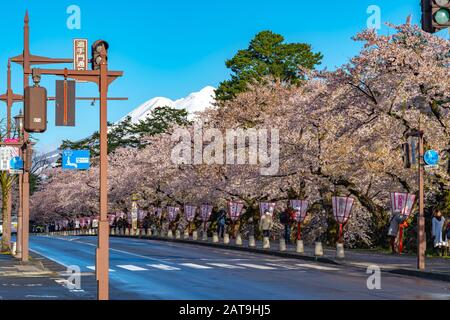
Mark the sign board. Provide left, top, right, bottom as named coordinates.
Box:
left=9, top=156, right=24, bottom=174
left=228, top=201, right=244, bottom=221
left=62, top=150, right=90, bottom=170
left=184, top=205, right=197, bottom=222
left=424, top=150, right=439, bottom=166
left=332, top=196, right=354, bottom=225
left=290, top=200, right=309, bottom=223
left=73, top=39, right=88, bottom=71
left=56, top=80, right=76, bottom=127
left=259, top=202, right=276, bottom=216
left=200, top=204, right=213, bottom=222
left=0, top=147, right=19, bottom=171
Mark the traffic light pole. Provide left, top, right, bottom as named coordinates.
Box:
left=97, top=47, right=109, bottom=300
left=31, top=59, right=122, bottom=302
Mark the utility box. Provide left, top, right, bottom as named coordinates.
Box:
left=24, top=86, right=47, bottom=133
left=55, top=80, right=76, bottom=127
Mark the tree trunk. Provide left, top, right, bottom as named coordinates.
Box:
left=1, top=188, right=10, bottom=253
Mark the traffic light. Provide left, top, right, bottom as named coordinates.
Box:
left=91, top=40, right=109, bottom=70
left=24, top=85, right=47, bottom=133
left=422, top=0, right=450, bottom=33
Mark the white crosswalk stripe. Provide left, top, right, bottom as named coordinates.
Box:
left=180, top=263, right=213, bottom=269
left=147, top=264, right=180, bottom=271
left=265, top=263, right=304, bottom=270
left=237, top=263, right=276, bottom=270
left=86, top=266, right=115, bottom=272
left=296, top=263, right=340, bottom=271
left=116, top=265, right=148, bottom=271
left=206, top=263, right=245, bottom=269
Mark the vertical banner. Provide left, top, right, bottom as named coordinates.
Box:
left=184, top=205, right=197, bottom=222
left=290, top=200, right=309, bottom=223
left=200, top=204, right=213, bottom=222
left=228, top=201, right=244, bottom=221
left=168, top=207, right=180, bottom=222
left=259, top=202, right=276, bottom=216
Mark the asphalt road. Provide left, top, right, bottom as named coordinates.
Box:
left=28, top=235, right=450, bottom=300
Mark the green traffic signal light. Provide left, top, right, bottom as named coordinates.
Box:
left=434, top=8, right=450, bottom=25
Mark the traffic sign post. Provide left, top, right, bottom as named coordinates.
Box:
left=62, top=150, right=90, bottom=170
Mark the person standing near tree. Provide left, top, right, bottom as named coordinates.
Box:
left=387, top=212, right=401, bottom=254
left=432, top=210, right=446, bottom=256
left=217, top=209, right=227, bottom=238
left=279, top=209, right=291, bottom=244
left=259, top=211, right=274, bottom=239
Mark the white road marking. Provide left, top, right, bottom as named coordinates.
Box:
left=237, top=263, right=276, bottom=270
left=296, top=263, right=340, bottom=271
left=147, top=264, right=180, bottom=271
left=116, top=265, right=148, bottom=271
left=180, top=263, right=213, bottom=269
left=206, top=263, right=245, bottom=269
left=86, top=266, right=115, bottom=272
left=265, top=263, right=305, bottom=270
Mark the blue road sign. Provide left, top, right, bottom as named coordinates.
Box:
left=10, top=156, right=23, bottom=170
left=62, top=150, right=90, bottom=170
left=424, top=150, right=439, bottom=166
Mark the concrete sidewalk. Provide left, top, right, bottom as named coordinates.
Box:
left=0, top=252, right=95, bottom=300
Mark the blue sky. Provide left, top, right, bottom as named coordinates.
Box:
left=0, top=0, right=444, bottom=153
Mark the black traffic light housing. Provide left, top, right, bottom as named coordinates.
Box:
left=91, top=40, right=109, bottom=70
left=422, top=0, right=450, bottom=33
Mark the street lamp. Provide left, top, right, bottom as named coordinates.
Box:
left=332, top=196, right=354, bottom=259
left=14, top=109, right=24, bottom=138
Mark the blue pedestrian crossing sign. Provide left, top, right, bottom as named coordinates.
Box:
left=424, top=150, right=439, bottom=166
left=62, top=150, right=90, bottom=170
left=9, top=156, right=23, bottom=174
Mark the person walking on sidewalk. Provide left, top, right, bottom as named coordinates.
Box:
left=432, top=210, right=446, bottom=256
left=259, top=211, right=274, bottom=238
left=279, top=209, right=291, bottom=243
left=217, top=209, right=227, bottom=238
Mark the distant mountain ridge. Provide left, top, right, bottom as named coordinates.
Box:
left=120, top=86, right=216, bottom=123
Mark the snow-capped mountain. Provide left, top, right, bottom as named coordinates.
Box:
left=120, top=86, right=216, bottom=123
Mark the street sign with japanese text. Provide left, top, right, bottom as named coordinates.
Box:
left=0, top=146, right=19, bottom=171
left=62, top=150, right=90, bottom=170
left=9, top=156, right=24, bottom=174
left=73, top=39, right=88, bottom=71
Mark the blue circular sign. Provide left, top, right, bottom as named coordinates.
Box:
left=424, top=150, right=439, bottom=166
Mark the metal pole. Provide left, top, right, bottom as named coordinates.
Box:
left=21, top=11, right=30, bottom=262
left=96, top=46, right=109, bottom=300
left=417, top=116, right=426, bottom=270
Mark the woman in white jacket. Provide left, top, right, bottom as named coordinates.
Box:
left=431, top=210, right=446, bottom=256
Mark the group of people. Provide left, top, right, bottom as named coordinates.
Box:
left=388, top=209, right=450, bottom=256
